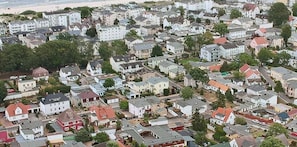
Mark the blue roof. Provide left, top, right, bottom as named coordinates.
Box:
left=278, top=112, right=289, bottom=121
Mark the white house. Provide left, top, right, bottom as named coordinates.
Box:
left=227, top=28, right=246, bottom=40
left=158, top=61, right=179, bottom=74
left=129, top=96, right=160, bottom=118
left=147, top=56, right=168, bottom=68
left=39, top=93, right=71, bottom=116
left=210, top=107, right=235, bottom=125
left=242, top=3, right=260, bottom=19
left=200, top=44, right=220, bottom=62
left=250, top=91, right=277, bottom=107
left=8, top=20, right=36, bottom=34
left=219, top=42, right=245, bottom=59
left=131, top=41, right=156, bottom=59
left=173, top=97, right=207, bottom=117
left=129, top=77, right=169, bottom=95
left=246, top=84, right=266, bottom=96
left=18, top=80, right=37, bottom=92
left=110, top=55, right=143, bottom=73
left=166, top=41, right=184, bottom=54
left=86, top=59, right=103, bottom=76
left=19, top=120, right=44, bottom=140
left=43, top=10, right=81, bottom=27
left=59, top=65, right=81, bottom=83
left=5, top=102, right=30, bottom=122
left=96, top=24, right=127, bottom=41
left=148, top=117, right=168, bottom=126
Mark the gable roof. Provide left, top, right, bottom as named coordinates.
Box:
left=253, top=37, right=268, bottom=45
left=57, top=109, right=82, bottom=123
left=6, top=102, right=30, bottom=117
left=278, top=112, right=289, bottom=121
left=0, top=130, right=13, bottom=143
left=209, top=65, right=221, bottom=72
left=89, top=59, right=103, bottom=70
left=208, top=80, right=229, bottom=92
left=60, top=65, right=80, bottom=75
left=41, top=93, right=69, bottom=105
left=243, top=3, right=257, bottom=11
left=78, top=90, right=99, bottom=100
left=239, top=64, right=250, bottom=73
left=245, top=69, right=260, bottom=78
left=211, top=107, right=233, bottom=122
left=214, top=37, right=227, bottom=45
left=32, top=67, right=49, bottom=77
left=89, top=106, right=116, bottom=121
left=235, top=135, right=256, bottom=147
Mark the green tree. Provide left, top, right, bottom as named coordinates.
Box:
left=233, top=71, right=244, bottom=80
left=196, top=17, right=201, bottom=23
left=111, top=40, right=129, bottom=55
left=188, top=15, right=195, bottom=22
left=125, top=30, right=141, bottom=39
left=185, top=35, right=195, bottom=51
left=235, top=117, right=247, bottom=125
left=191, top=111, right=207, bottom=132
left=178, top=6, right=185, bottom=17
left=116, top=120, right=122, bottom=130
left=163, top=89, right=170, bottom=96
left=230, top=9, right=242, bottom=19
left=260, top=136, right=285, bottom=147
left=0, top=81, right=7, bottom=103
left=195, top=132, right=207, bottom=146
left=214, top=22, right=229, bottom=36
left=103, top=78, right=115, bottom=88
left=151, top=45, right=163, bottom=57
left=129, top=17, right=136, bottom=25
left=293, top=3, right=297, bottom=16
left=181, top=87, right=194, bottom=100
left=205, top=19, right=211, bottom=25
left=225, top=89, right=235, bottom=102
left=218, top=8, right=226, bottom=17
left=220, top=61, right=230, bottom=72
left=281, top=24, right=291, bottom=47
left=268, top=2, right=290, bottom=27
left=196, top=31, right=214, bottom=52
left=267, top=123, right=288, bottom=137
left=119, top=100, right=129, bottom=110
left=56, top=32, right=77, bottom=41
left=98, top=42, right=112, bottom=61
left=212, top=92, right=226, bottom=109
left=114, top=18, right=119, bottom=25
left=277, top=51, right=291, bottom=65
left=102, top=61, right=115, bottom=74
left=75, top=6, right=93, bottom=18
left=107, top=141, right=119, bottom=147
left=257, top=48, right=274, bottom=64
left=75, top=128, right=92, bottom=142
left=189, top=68, right=209, bottom=83
left=94, top=132, right=110, bottom=143
left=238, top=53, right=258, bottom=66
left=274, top=81, right=284, bottom=93
left=213, top=125, right=229, bottom=143
left=86, top=27, right=97, bottom=38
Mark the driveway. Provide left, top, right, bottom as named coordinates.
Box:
left=258, top=66, right=275, bottom=87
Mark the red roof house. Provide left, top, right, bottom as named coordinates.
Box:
left=211, top=107, right=235, bottom=125
left=243, top=3, right=257, bottom=11
left=56, top=109, right=83, bottom=132
left=214, top=37, right=227, bottom=45
left=0, top=130, right=13, bottom=143
left=239, top=64, right=250, bottom=73
left=32, top=67, right=49, bottom=81
left=5, top=103, right=30, bottom=122
left=89, top=106, right=116, bottom=126
left=239, top=64, right=261, bottom=85
left=78, top=90, right=100, bottom=107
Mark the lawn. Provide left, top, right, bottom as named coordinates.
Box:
left=179, top=57, right=200, bottom=65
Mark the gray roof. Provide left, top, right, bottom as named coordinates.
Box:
left=220, top=42, right=238, bottom=49
left=112, top=54, right=135, bottom=62
left=21, top=129, right=34, bottom=135
left=251, top=90, right=277, bottom=100
left=41, top=93, right=69, bottom=104
left=270, top=67, right=292, bottom=75
left=167, top=42, right=184, bottom=49
left=21, top=120, right=43, bottom=130
left=147, top=77, right=169, bottom=85
left=185, top=74, right=193, bottom=80
left=147, top=56, right=168, bottom=62
left=120, top=61, right=143, bottom=69
left=286, top=119, right=297, bottom=129
left=176, top=97, right=207, bottom=111
left=133, top=42, right=155, bottom=51
left=229, top=28, right=246, bottom=32
left=129, top=96, right=160, bottom=107
left=62, top=141, right=86, bottom=147
left=282, top=72, right=297, bottom=81
left=60, top=65, right=80, bottom=75
left=89, top=59, right=103, bottom=69
left=247, top=84, right=266, bottom=92
left=201, top=44, right=220, bottom=52
left=158, top=61, right=177, bottom=67
left=287, top=80, right=297, bottom=89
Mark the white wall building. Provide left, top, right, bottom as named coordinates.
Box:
left=5, top=103, right=30, bottom=122
left=173, top=98, right=207, bottom=117
left=39, top=93, right=71, bottom=116
left=19, top=120, right=44, bottom=140
left=8, top=20, right=36, bottom=34
left=128, top=96, right=160, bottom=118
left=96, top=24, right=127, bottom=41
left=43, top=10, right=81, bottom=27
left=250, top=91, right=277, bottom=108
left=219, top=42, right=245, bottom=59
left=17, top=80, right=37, bottom=92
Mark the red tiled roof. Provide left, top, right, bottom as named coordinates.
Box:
left=6, top=103, right=30, bottom=117
left=239, top=64, right=250, bottom=73
left=214, top=37, right=227, bottom=45
left=259, top=28, right=266, bottom=33
left=78, top=90, right=99, bottom=99
left=243, top=3, right=257, bottom=11
left=245, top=69, right=260, bottom=78
left=32, top=67, right=49, bottom=77
left=89, top=106, right=116, bottom=121
left=0, top=131, right=13, bottom=143
left=208, top=80, right=229, bottom=92
left=254, top=37, right=268, bottom=45
left=209, top=65, right=221, bottom=72
left=57, top=109, right=82, bottom=123
left=212, top=107, right=233, bottom=122
left=288, top=109, right=297, bottom=117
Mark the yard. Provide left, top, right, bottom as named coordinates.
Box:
left=179, top=57, right=200, bottom=65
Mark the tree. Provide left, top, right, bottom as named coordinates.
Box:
left=218, top=8, right=226, bottom=17
left=181, top=87, right=194, bottom=100
left=125, top=30, right=141, bottom=39
left=116, top=120, right=122, bottom=130
left=196, top=17, right=201, bottom=23
left=281, top=24, right=291, bottom=47
left=107, top=141, right=119, bottom=147
left=163, top=89, right=170, bottom=96
left=268, top=2, right=290, bottom=27
left=111, top=40, right=129, bottom=55
left=205, top=19, right=211, bottom=25
left=114, top=18, right=119, bottom=25
left=94, top=132, right=110, bottom=143
left=213, top=22, right=229, bottom=36
left=185, top=35, right=195, bottom=51
left=86, top=27, right=97, bottom=38
left=98, top=42, right=112, bottom=61
left=274, top=81, right=284, bottom=93
left=119, top=100, right=129, bottom=110
left=74, top=6, right=93, bottom=18
left=233, top=71, right=244, bottom=80
left=230, top=9, right=242, bottom=19
left=151, top=45, right=163, bottom=57
left=178, top=6, right=185, bottom=17
left=56, top=32, right=77, bottom=41
left=195, top=132, right=207, bottom=146
left=260, top=136, right=285, bottom=147
left=103, top=78, right=115, bottom=88
left=102, top=61, right=115, bottom=74
left=189, top=68, right=209, bottom=83
left=0, top=81, right=7, bottom=103
left=196, top=31, right=214, bottom=52
left=277, top=51, right=291, bottom=65
left=191, top=111, right=207, bottom=132
left=257, top=48, right=274, bottom=64
left=75, top=128, right=92, bottom=142
left=188, top=15, right=195, bottom=22
left=129, top=17, right=136, bottom=25
left=235, top=117, right=247, bottom=125
left=293, top=3, right=297, bottom=16
left=212, top=91, right=226, bottom=109
left=213, top=125, right=229, bottom=143
left=238, top=53, right=258, bottom=66
left=267, top=123, right=288, bottom=137
left=225, top=89, right=235, bottom=102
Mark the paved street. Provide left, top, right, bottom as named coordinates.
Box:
left=259, top=66, right=275, bottom=87
left=278, top=92, right=294, bottom=104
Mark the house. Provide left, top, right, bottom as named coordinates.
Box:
left=103, top=96, right=119, bottom=104
left=231, top=18, right=254, bottom=30
left=286, top=119, right=297, bottom=132
left=246, top=84, right=266, bottom=96
left=200, top=44, right=220, bottom=62
left=214, top=37, right=227, bottom=45
left=129, top=77, right=169, bottom=95
left=219, top=42, right=245, bottom=59
left=19, top=120, right=44, bottom=140
left=275, top=112, right=290, bottom=124
left=267, top=36, right=284, bottom=48
left=78, top=90, right=100, bottom=107
left=242, top=3, right=260, bottom=18
left=210, top=107, right=235, bottom=125
left=229, top=135, right=256, bottom=147
left=206, top=80, right=229, bottom=94
left=32, top=67, right=49, bottom=81
left=285, top=80, right=297, bottom=98
left=119, top=125, right=184, bottom=147
left=5, top=102, right=30, bottom=122
left=43, top=10, right=81, bottom=27
left=39, top=93, right=71, bottom=116
left=168, top=66, right=186, bottom=79
left=128, top=96, right=160, bottom=118
left=110, top=55, right=143, bottom=74
left=239, top=64, right=261, bottom=85
left=0, top=130, right=13, bottom=143
left=8, top=20, right=36, bottom=34
left=59, top=65, right=81, bottom=84
left=184, top=74, right=196, bottom=88
left=125, top=38, right=143, bottom=50
left=86, top=59, right=103, bottom=76
left=90, top=75, right=123, bottom=96
left=227, top=28, right=246, bottom=40
left=250, top=91, right=278, bottom=107
left=166, top=41, right=184, bottom=54
left=89, top=106, right=116, bottom=126
left=158, top=61, right=179, bottom=74
left=96, top=24, right=127, bottom=41
left=273, top=103, right=292, bottom=113
left=147, top=56, right=168, bottom=68
left=250, top=37, right=269, bottom=55
left=270, top=67, right=293, bottom=82
left=17, top=80, right=37, bottom=92
left=131, top=41, right=156, bottom=59
left=173, top=97, right=207, bottom=117
left=56, top=109, right=83, bottom=132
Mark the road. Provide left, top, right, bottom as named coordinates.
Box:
left=158, top=94, right=183, bottom=101
left=278, top=92, right=294, bottom=104
left=259, top=66, right=275, bottom=88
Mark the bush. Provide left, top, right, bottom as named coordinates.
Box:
left=46, top=123, right=55, bottom=133
left=235, top=117, right=247, bottom=125
left=163, top=89, right=170, bottom=96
